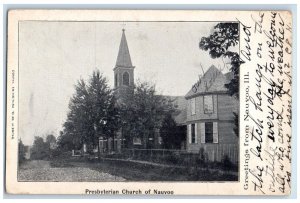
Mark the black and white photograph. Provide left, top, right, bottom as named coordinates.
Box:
left=5, top=9, right=293, bottom=195
left=17, top=20, right=240, bottom=182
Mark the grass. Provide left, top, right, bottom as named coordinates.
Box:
left=50, top=157, right=238, bottom=181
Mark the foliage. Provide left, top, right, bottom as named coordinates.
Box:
left=18, top=139, right=26, bottom=164
left=30, top=136, right=49, bottom=160
left=199, top=23, right=241, bottom=137
left=199, top=23, right=242, bottom=99
left=221, top=155, right=233, bottom=171
left=59, top=70, right=120, bottom=154
left=120, top=81, right=176, bottom=149
left=198, top=147, right=207, bottom=165
left=233, top=112, right=239, bottom=138
left=44, top=134, right=57, bottom=158
left=59, top=72, right=179, bottom=151
left=57, top=130, right=80, bottom=151
left=46, top=134, right=56, bottom=145
left=160, top=113, right=184, bottom=149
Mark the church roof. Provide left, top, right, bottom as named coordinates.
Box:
left=185, top=65, right=230, bottom=99
left=115, top=29, right=133, bottom=68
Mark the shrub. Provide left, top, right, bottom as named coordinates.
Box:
left=197, top=147, right=207, bottom=165
left=221, top=155, right=233, bottom=171
left=18, top=140, right=26, bottom=164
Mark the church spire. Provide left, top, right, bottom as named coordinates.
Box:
left=113, top=29, right=135, bottom=96
left=115, top=29, right=133, bottom=68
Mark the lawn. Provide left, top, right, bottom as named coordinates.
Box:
left=51, top=157, right=238, bottom=181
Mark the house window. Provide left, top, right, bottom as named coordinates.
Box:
left=188, top=123, right=197, bottom=144
left=191, top=124, right=196, bottom=143
left=204, top=95, right=214, bottom=114
left=191, top=98, right=196, bottom=115
left=123, top=72, right=130, bottom=86
left=133, top=137, right=142, bottom=145
left=200, top=122, right=218, bottom=143
left=205, top=122, right=213, bottom=143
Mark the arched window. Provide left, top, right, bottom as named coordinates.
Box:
left=114, top=73, right=118, bottom=87
left=123, top=72, right=129, bottom=86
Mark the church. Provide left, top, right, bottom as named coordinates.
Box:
left=97, top=29, right=238, bottom=164
left=98, top=29, right=136, bottom=153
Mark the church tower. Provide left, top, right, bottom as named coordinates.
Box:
left=114, top=29, right=135, bottom=100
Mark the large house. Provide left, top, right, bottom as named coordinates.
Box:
left=182, top=65, right=239, bottom=163
left=96, top=29, right=238, bottom=163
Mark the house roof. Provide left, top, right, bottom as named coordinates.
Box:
left=115, top=29, right=133, bottom=68
left=185, top=65, right=231, bottom=99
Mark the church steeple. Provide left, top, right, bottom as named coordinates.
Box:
left=115, top=29, right=133, bottom=68
left=114, top=29, right=135, bottom=99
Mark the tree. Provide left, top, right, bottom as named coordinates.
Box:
left=60, top=70, right=120, bottom=156
left=104, top=95, right=121, bottom=151
left=18, top=139, right=26, bottom=164
left=63, top=78, right=91, bottom=149
left=233, top=112, right=239, bottom=138
left=199, top=23, right=241, bottom=137
left=30, top=136, right=49, bottom=160
left=46, top=134, right=56, bottom=145
left=160, top=113, right=183, bottom=149
left=45, top=134, right=57, bottom=158
left=199, top=23, right=241, bottom=99
left=57, top=130, right=79, bottom=151
left=87, top=70, right=120, bottom=154
left=120, top=82, right=176, bottom=149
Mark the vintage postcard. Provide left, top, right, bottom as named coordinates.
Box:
left=6, top=10, right=292, bottom=195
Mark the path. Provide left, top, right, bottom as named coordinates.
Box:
left=18, top=160, right=125, bottom=181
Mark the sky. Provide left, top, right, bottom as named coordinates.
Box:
left=19, top=21, right=235, bottom=145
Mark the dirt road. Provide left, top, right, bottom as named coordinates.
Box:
left=18, top=160, right=125, bottom=181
